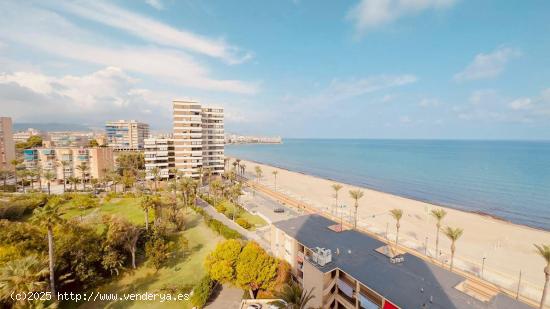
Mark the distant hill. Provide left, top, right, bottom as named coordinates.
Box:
left=13, top=123, right=93, bottom=132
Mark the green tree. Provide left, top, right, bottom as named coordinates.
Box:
left=254, top=166, right=263, bottom=183
left=190, top=275, right=214, bottom=308
left=430, top=208, right=447, bottom=257
left=331, top=184, right=343, bottom=215
left=236, top=242, right=278, bottom=296
left=390, top=209, right=403, bottom=244
left=58, top=160, right=70, bottom=193
left=76, top=162, right=89, bottom=190
left=272, top=170, right=279, bottom=191
left=272, top=281, right=315, bottom=309
left=10, top=159, right=22, bottom=192
left=151, top=167, right=161, bottom=191
left=0, top=255, right=48, bottom=307
left=88, top=139, right=99, bottom=147
left=106, top=217, right=141, bottom=269
left=204, top=239, right=243, bottom=283
left=43, top=171, right=55, bottom=195
left=27, top=135, right=43, bottom=148
left=443, top=226, right=463, bottom=271
left=145, top=237, right=170, bottom=271
left=348, top=189, right=364, bottom=229
left=31, top=197, right=65, bottom=297
left=140, top=195, right=155, bottom=231
left=534, top=244, right=550, bottom=309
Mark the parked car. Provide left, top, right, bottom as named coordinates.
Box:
left=273, top=207, right=285, bottom=213
left=247, top=304, right=262, bottom=309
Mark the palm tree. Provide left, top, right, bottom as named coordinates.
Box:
left=76, top=162, right=89, bottom=190
left=10, top=159, right=21, bottom=191
left=240, top=163, right=246, bottom=177
left=0, top=168, right=8, bottom=191
left=348, top=189, right=364, bottom=229
left=390, top=209, right=403, bottom=244
left=534, top=244, right=550, bottom=309
left=31, top=198, right=65, bottom=297
left=34, top=166, right=43, bottom=192
left=272, top=281, right=315, bottom=309
left=331, top=184, right=343, bottom=215
left=59, top=160, right=71, bottom=193
left=443, top=226, right=463, bottom=271
left=0, top=255, right=48, bottom=305
left=67, top=176, right=78, bottom=191
left=272, top=170, right=279, bottom=191
left=151, top=166, right=161, bottom=191
left=43, top=171, right=55, bottom=195
left=140, top=196, right=154, bottom=232
left=430, top=208, right=447, bottom=257
left=254, top=166, right=263, bottom=183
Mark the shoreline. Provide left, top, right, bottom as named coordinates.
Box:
left=234, top=157, right=548, bottom=233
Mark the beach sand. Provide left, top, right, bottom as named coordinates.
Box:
left=237, top=158, right=550, bottom=305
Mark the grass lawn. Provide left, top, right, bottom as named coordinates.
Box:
left=62, top=210, right=223, bottom=309
left=218, top=200, right=267, bottom=230
left=60, top=198, right=154, bottom=233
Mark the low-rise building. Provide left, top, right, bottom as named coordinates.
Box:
left=23, top=147, right=114, bottom=181
left=271, top=215, right=532, bottom=309
left=46, top=131, right=92, bottom=147
left=13, top=128, right=45, bottom=143
left=144, top=138, right=175, bottom=180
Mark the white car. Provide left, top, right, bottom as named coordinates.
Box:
left=246, top=304, right=262, bottom=309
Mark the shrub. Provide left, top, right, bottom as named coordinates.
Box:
left=215, top=204, right=227, bottom=213
left=190, top=275, right=214, bottom=308
left=236, top=218, right=252, bottom=230
left=0, top=193, right=48, bottom=220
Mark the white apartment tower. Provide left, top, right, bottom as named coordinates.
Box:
left=172, top=100, right=224, bottom=178
left=144, top=138, right=175, bottom=180
left=105, top=120, right=150, bottom=151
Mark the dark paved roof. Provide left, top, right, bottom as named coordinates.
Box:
left=274, top=215, right=532, bottom=309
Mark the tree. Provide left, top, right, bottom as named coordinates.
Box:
left=254, top=166, right=263, bottom=183
left=106, top=217, right=141, bottom=269
left=0, top=168, right=9, bottom=191
left=34, top=166, right=43, bottom=192
left=43, top=171, right=55, bottom=195
left=151, top=167, right=161, bottom=191
left=76, top=162, right=89, bottom=190
left=534, top=244, right=550, bottom=309
left=27, top=135, right=43, bottom=148
left=31, top=197, right=65, bottom=297
left=272, top=281, right=315, bottom=309
left=88, top=139, right=99, bottom=147
left=180, top=177, right=198, bottom=209
left=348, top=189, right=364, bottom=229
left=331, top=184, right=343, bottom=215
left=236, top=242, right=278, bottom=296
left=390, top=209, right=403, bottom=244
left=140, top=195, right=155, bottom=231
left=443, top=226, right=463, bottom=271
left=58, top=160, right=70, bottom=193
left=146, top=237, right=170, bottom=271
left=272, top=170, right=279, bottom=191
left=0, top=255, right=48, bottom=306
left=190, top=275, right=214, bottom=308
left=430, top=208, right=447, bottom=257
left=67, top=176, right=79, bottom=191
left=10, top=159, right=21, bottom=192
left=204, top=239, right=243, bottom=283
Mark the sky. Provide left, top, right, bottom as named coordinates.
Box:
left=1, top=0, right=550, bottom=140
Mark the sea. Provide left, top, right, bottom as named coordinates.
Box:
left=226, top=139, right=550, bottom=230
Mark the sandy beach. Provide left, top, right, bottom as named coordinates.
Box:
left=237, top=158, right=550, bottom=305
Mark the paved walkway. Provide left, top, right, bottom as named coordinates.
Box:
left=205, top=284, right=243, bottom=309
left=196, top=198, right=271, bottom=251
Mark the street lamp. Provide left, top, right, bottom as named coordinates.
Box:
left=339, top=204, right=346, bottom=230
left=481, top=257, right=486, bottom=279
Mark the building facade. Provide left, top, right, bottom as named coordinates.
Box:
left=23, top=147, right=114, bottom=181
left=12, top=128, right=44, bottom=143
left=172, top=100, right=224, bottom=178
left=105, top=120, right=150, bottom=151
left=0, top=117, right=15, bottom=171
left=46, top=131, right=92, bottom=147
left=144, top=138, right=175, bottom=180
left=271, top=215, right=532, bottom=309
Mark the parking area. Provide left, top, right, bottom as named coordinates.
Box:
left=240, top=188, right=300, bottom=223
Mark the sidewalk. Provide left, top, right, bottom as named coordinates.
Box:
left=196, top=198, right=271, bottom=251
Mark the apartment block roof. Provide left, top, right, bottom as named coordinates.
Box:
left=274, top=215, right=531, bottom=309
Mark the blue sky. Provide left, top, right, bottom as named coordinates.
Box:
left=0, top=0, right=549, bottom=139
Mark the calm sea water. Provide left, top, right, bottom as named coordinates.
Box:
left=226, top=139, right=550, bottom=230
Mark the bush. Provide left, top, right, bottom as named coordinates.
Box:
left=190, top=275, right=214, bottom=308
left=215, top=204, right=227, bottom=213
left=236, top=218, right=252, bottom=230
left=0, top=193, right=48, bottom=220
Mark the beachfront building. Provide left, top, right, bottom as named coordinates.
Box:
left=0, top=117, right=15, bottom=171
left=105, top=120, right=150, bottom=151
left=172, top=99, right=224, bottom=178
left=271, top=214, right=532, bottom=309
left=23, top=147, right=114, bottom=182
left=144, top=138, right=175, bottom=180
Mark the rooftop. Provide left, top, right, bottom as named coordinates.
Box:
left=274, top=215, right=531, bottom=309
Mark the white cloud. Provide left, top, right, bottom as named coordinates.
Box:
left=468, top=89, right=498, bottom=104
left=145, top=0, right=164, bottom=10
left=0, top=2, right=258, bottom=95
left=454, top=47, right=521, bottom=82
left=0, top=67, right=174, bottom=127
left=509, top=98, right=532, bottom=110
left=325, top=74, right=417, bottom=101
left=56, top=1, right=252, bottom=64
left=347, top=0, right=457, bottom=34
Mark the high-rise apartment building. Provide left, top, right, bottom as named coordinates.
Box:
left=105, top=120, right=150, bottom=151
left=0, top=117, right=15, bottom=171
left=144, top=138, right=175, bottom=180
left=172, top=100, right=224, bottom=178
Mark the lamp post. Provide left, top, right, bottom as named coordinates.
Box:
left=425, top=237, right=429, bottom=255
left=481, top=257, right=486, bottom=279
left=339, top=204, right=346, bottom=230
